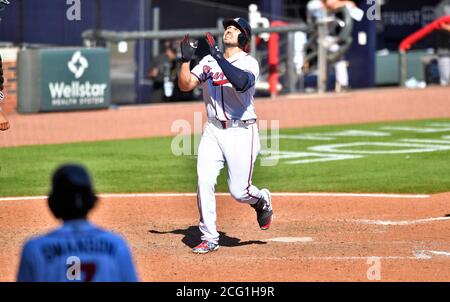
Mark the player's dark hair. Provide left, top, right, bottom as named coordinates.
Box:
left=48, top=164, right=98, bottom=220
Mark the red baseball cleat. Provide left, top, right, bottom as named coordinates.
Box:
left=192, top=240, right=220, bottom=254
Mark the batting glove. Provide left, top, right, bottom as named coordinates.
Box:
left=205, top=32, right=224, bottom=61
left=180, top=34, right=198, bottom=63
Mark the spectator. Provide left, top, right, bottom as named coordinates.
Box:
left=148, top=40, right=179, bottom=102
left=306, top=0, right=358, bottom=92
left=17, top=164, right=138, bottom=282
left=324, top=0, right=356, bottom=10
left=436, top=0, right=450, bottom=86
left=324, top=0, right=358, bottom=92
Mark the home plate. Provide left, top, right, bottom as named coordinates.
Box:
left=268, top=237, right=313, bottom=243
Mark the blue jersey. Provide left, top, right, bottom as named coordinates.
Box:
left=17, top=220, right=138, bottom=282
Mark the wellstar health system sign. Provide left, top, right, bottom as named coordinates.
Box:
left=18, top=47, right=110, bottom=113
left=43, top=48, right=110, bottom=110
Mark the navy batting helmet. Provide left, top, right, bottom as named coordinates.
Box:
left=222, top=17, right=252, bottom=51
left=48, top=164, right=98, bottom=220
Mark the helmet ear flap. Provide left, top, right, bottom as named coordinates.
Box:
left=238, top=33, right=249, bottom=51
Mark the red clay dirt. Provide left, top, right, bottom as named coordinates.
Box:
left=1, top=87, right=450, bottom=281
left=0, top=193, right=449, bottom=282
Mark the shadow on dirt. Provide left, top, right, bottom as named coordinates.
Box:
left=149, top=226, right=267, bottom=248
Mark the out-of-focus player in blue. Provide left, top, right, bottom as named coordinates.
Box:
left=17, top=164, right=138, bottom=282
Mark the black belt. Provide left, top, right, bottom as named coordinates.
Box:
left=209, top=118, right=257, bottom=129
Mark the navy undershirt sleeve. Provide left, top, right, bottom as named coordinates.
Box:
left=215, top=57, right=255, bottom=92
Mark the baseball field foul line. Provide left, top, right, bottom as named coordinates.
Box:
left=356, top=217, right=450, bottom=225
left=0, top=192, right=431, bottom=202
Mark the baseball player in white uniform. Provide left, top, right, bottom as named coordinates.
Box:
left=17, top=164, right=138, bottom=282
left=178, top=18, right=273, bottom=254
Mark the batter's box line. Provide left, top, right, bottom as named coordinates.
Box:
left=354, top=216, right=450, bottom=226
left=257, top=250, right=450, bottom=261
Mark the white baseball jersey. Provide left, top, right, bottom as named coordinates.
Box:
left=17, top=220, right=138, bottom=282
left=192, top=50, right=266, bottom=245
left=191, top=51, right=259, bottom=121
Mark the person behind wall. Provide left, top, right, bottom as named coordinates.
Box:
left=306, top=0, right=358, bottom=92
left=148, top=40, right=179, bottom=102
left=325, top=0, right=358, bottom=92
left=149, top=39, right=201, bottom=102
left=435, top=0, right=450, bottom=86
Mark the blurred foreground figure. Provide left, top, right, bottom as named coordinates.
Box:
left=17, top=164, right=138, bottom=282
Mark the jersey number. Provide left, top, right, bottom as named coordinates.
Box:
left=66, top=260, right=97, bottom=282
left=81, top=263, right=97, bottom=282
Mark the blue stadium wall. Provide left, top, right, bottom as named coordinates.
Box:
left=0, top=0, right=153, bottom=103
left=0, top=0, right=257, bottom=103
left=0, top=0, right=444, bottom=101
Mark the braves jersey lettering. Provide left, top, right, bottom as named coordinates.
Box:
left=41, top=238, right=116, bottom=262
left=17, top=220, right=138, bottom=282
left=192, top=51, right=259, bottom=121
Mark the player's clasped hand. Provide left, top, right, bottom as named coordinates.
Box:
left=205, top=32, right=223, bottom=61
left=180, top=34, right=198, bottom=63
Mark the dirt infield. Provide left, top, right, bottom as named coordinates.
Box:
left=0, top=192, right=449, bottom=282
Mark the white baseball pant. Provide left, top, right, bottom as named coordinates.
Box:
left=196, top=121, right=263, bottom=244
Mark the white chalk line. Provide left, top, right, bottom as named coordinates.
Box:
left=272, top=193, right=429, bottom=199
left=259, top=251, right=450, bottom=261
left=356, top=217, right=450, bottom=226
left=264, top=256, right=418, bottom=261
left=413, top=250, right=450, bottom=259
left=0, top=192, right=431, bottom=202
left=427, top=250, right=450, bottom=257
left=267, top=237, right=314, bottom=243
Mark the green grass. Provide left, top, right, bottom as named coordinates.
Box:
left=1, top=118, right=450, bottom=196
